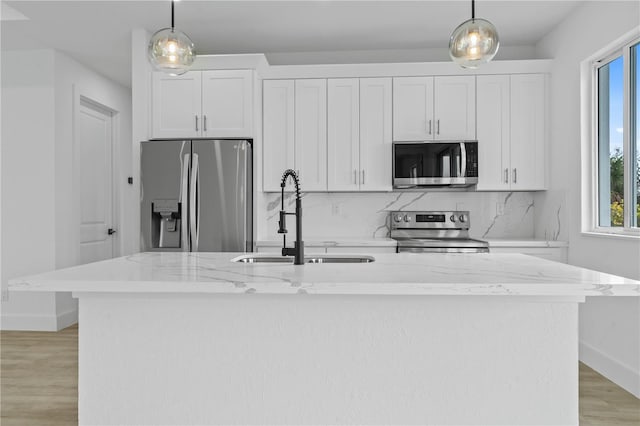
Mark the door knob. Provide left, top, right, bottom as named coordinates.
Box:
left=107, top=228, right=117, bottom=235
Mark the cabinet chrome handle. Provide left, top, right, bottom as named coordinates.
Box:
left=436, top=119, right=440, bottom=135
left=195, top=115, right=199, bottom=132
left=203, top=115, right=207, bottom=132
left=513, top=168, right=517, bottom=184
left=504, top=168, right=509, bottom=184
left=428, top=119, right=432, bottom=135
left=353, top=170, right=357, bottom=184
left=361, top=170, right=365, bottom=185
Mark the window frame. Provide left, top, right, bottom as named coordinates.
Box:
left=584, top=33, right=640, bottom=238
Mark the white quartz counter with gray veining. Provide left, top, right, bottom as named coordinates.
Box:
left=9, top=252, right=639, bottom=297
left=255, top=237, right=397, bottom=247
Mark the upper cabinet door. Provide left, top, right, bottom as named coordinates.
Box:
left=510, top=74, right=546, bottom=190
left=476, top=75, right=510, bottom=191
left=327, top=79, right=360, bottom=191
left=360, top=78, right=392, bottom=191
left=393, top=76, right=434, bottom=141
left=434, top=76, right=476, bottom=140
left=295, top=79, right=327, bottom=191
left=263, top=80, right=295, bottom=192
left=152, top=72, right=202, bottom=139
left=201, top=70, right=253, bottom=138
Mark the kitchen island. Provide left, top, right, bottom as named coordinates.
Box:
left=10, top=252, right=640, bottom=425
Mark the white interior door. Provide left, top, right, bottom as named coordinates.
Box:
left=77, top=98, right=115, bottom=265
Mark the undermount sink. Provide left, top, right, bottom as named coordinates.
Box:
left=232, top=254, right=375, bottom=264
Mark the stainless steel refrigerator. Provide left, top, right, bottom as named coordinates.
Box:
left=140, top=139, right=252, bottom=252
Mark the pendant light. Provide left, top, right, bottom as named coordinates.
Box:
left=148, top=0, right=196, bottom=75
left=449, top=0, right=499, bottom=69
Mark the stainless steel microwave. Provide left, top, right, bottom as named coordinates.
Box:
left=392, top=141, right=478, bottom=189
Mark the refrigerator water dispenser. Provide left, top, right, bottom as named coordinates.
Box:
left=152, top=199, right=181, bottom=248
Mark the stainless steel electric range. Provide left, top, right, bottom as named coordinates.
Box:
left=390, top=211, right=489, bottom=253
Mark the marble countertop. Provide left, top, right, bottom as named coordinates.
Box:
left=256, top=238, right=567, bottom=248
left=256, top=237, right=397, bottom=247
left=9, top=252, right=639, bottom=297
left=484, top=239, right=569, bottom=248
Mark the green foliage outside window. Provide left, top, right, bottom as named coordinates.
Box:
left=609, top=149, right=640, bottom=226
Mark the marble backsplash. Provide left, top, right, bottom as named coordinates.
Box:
left=258, top=191, right=537, bottom=240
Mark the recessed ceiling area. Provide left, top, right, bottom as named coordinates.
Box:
left=2, top=0, right=586, bottom=88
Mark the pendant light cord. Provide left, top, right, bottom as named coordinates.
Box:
left=171, top=0, right=175, bottom=30
left=471, top=0, right=475, bottom=20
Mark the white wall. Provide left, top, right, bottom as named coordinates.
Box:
left=1, top=49, right=132, bottom=330
left=535, top=0, right=640, bottom=397
left=265, top=45, right=538, bottom=66
left=1, top=50, right=58, bottom=330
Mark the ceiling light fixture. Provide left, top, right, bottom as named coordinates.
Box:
left=449, top=0, right=499, bottom=69
left=148, top=0, right=196, bottom=75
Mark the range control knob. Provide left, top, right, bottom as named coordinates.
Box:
left=393, top=214, right=404, bottom=223
left=458, top=214, right=468, bottom=223
left=450, top=215, right=457, bottom=222
left=403, top=214, right=412, bottom=223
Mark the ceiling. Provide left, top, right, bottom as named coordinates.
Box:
left=2, top=0, right=586, bottom=88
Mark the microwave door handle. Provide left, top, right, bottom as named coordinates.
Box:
left=459, top=143, right=467, bottom=178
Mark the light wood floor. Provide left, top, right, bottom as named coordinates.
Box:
left=1, top=325, right=639, bottom=425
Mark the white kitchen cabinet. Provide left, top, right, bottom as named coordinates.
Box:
left=295, top=79, right=327, bottom=191
left=476, top=75, right=510, bottom=190
left=477, top=74, right=546, bottom=191
left=327, top=78, right=393, bottom=192
left=510, top=74, right=546, bottom=190
left=434, top=76, right=476, bottom=140
left=263, top=80, right=295, bottom=192
left=393, top=76, right=433, bottom=141
left=263, top=79, right=327, bottom=192
left=151, top=70, right=253, bottom=139
left=393, top=76, right=475, bottom=141
left=359, top=78, right=393, bottom=191
left=201, top=70, right=253, bottom=138
left=328, top=79, right=360, bottom=191
left=152, top=72, right=202, bottom=138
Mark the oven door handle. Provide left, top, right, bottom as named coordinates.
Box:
left=459, top=142, right=467, bottom=178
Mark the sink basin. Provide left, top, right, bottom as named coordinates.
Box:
left=232, top=254, right=375, bottom=264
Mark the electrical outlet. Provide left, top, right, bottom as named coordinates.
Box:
left=1, top=289, right=9, bottom=302
left=496, top=202, right=505, bottom=216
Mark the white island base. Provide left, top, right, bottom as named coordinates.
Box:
left=78, top=293, right=579, bottom=425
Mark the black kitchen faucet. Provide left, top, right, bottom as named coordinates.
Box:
left=278, top=169, right=304, bottom=265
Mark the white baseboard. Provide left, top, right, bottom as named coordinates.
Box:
left=580, top=340, right=640, bottom=398
left=1, top=309, right=78, bottom=331
left=56, top=308, right=78, bottom=330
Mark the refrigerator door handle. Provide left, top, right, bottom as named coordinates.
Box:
left=180, top=154, right=190, bottom=251
left=190, top=153, right=200, bottom=251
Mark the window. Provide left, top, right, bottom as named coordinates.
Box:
left=593, top=38, right=640, bottom=233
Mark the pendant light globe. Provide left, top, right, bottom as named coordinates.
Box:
left=148, top=27, right=196, bottom=75
left=449, top=0, right=499, bottom=69
left=147, top=0, right=196, bottom=76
